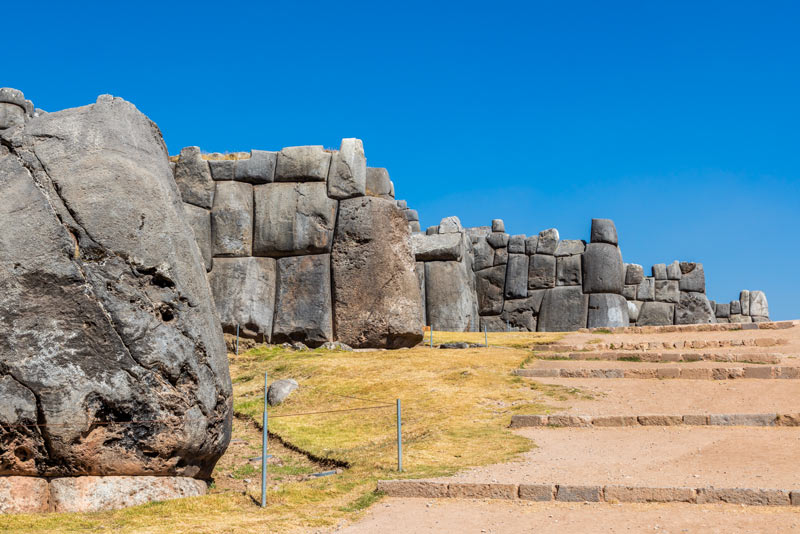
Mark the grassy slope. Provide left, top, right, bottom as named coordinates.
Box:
left=5, top=333, right=575, bottom=534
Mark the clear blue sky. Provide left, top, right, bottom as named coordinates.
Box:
left=4, top=1, right=798, bottom=319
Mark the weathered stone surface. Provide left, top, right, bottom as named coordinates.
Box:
left=556, top=254, right=582, bottom=286
left=504, top=254, right=529, bottom=299
left=508, top=234, right=526, bottom=254
left=538, top=286, right=588, bottom=332
left=528, top=254, right=556, bottom=289
left=730, top=300, right=742, bottom=315
left=750, top=290, right=769, bottom=317
left=678, top=262, right=705, bottom=292
left=234, top=150, right=276, bottom=184
left=365, top=167, right=393, bottom=199
left=411, top=232, right=464, bottom=261
left=502, top=295, right=540, bottom=332
left=408, top=220, right=421, bottom=233
left=475, top=265, right=506, bottom=315
left=715, top=302, right=731, bottom=318
left=426, top=261, right=479, bottom=331
left=554, top=240, right=585, bottom=257
left=49, top=476, right=207, bottom=513
left=396, top=200, right=407, bottom=209
left=274, top=145, right=330, bottom=182
left=519, top=484, right=555, bottom=501
left=267, top=379, right=298, bottom=406
left=183, top=203, right=212, bottom=271
left=627, top=300, right=643, bottom=322
left=604, top=485, right=695, bottom=503
left=638, top=302, right=675, bottom=326
left=0, top=103, right=26, bottom=130
left=438, top=216, right=463, bottom=234
left=525, top=236, right=538, bottom=255
left=590, top=218, right=618, bottom=245
left=426, top=225, right=439, bottom=235
left=625, top=263, right=644, bottom=285
left=637, top=277, right=655, bottom=301
left=587, top=294, right=629, bottom=328
left=582, top=243, right=624, bottom=294
left=208, top=159, right=234, bottom=180
left=622, top=284, right=637, bottom=300
left=253, top=182, right=337, bottom=256
left=491, top=219, right=505, bottom=232
left=487, top=232, right=509, bottom=248
left=740, top=290, right=751, bottom=315
left=416, top=262, right=426, bottom=325
left=332, top=197, right=423, bottom=348
left=208, top=257, right=276, bottom=341
left=211, top=181, right=253, bottom=257
left=536, top=228, right=559, bottom=254
left=0, top=87, right=27, bottom=108
left=0, top=476, right=50, bottom=513
left=652, top=263, right=667, bottom=280
left=327, top=138, right=366, bottom=199
left=655, top=280, right=680, bottom=304
left=493, top=247, right=508, bottom=266
left=696, top=487, right=789, bottom=506
left=466, top=226, right=491, bottom=240
left=556, top=485, right=602, bottom=502
left=666, top=260, right=682, bottom=280
left=174, top=146, right=215, bottom=209
left=472, top=236, right=494, bottom=271
left=480, top=315, right=506, bottom=332
left=675, top=291, right=716, bottom=325
left=272, top=254, right=333, bottom=346
left=0, top=95, right=231, bottom=478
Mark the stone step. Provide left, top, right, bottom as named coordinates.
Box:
left=543, top=351, right=784, bottom=363
left=510, top=413, right=800, bottom=428
left=514, top=366, right=798, bottom=379
left=532, top=337, right=789, bottom=352
left=377, top=480, right=800, bottom=506
left=575, top=320, right=796, bottom=335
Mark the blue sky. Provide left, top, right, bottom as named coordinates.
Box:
left=4, top=1, right=798, bottom=319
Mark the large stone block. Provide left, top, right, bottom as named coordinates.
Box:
left=208, top=257, right=276, bottom=341
left=182, top=203, right=212, bottom=272
left=678, top=262, right=705, bottom=292
left=211, top=181, right=253, bottom=257
left=0, top=95, right=230, bottom=478
left=622, top=284, right=637, bottom=299
left=537, top=286, right=588, bottom=332
left=528, top=254, right=556, bottom=289
left=425, top=261, right=479, bottom=331
left=637, top=302, right=674, bottom=326
left=272, top=254, right=333, bottom=346
left=416, top=262, right=426, bottom=325
left=730, top=300, right=742, bottom=315
left=491, top=219, right=505, bottom=232
left=208, top=159, right=234, bottom=180
left=438, top=216, right=463, bottom=234
left=749, top=290, right=769, bottom=318
left=675, top=291, right=716, bottom=325
left=487, top=232, right=510, bottom=248
left=715, top=302, right=730, bottom=318
left=508, top=234, right=526, bottom=254
left=174, top=146, right=215, bottom=209
left=627, top=300, right=643, bottom=322
left=502, top=299, right=537, bottom=332
left=49, top=476, right=206, bottom=513
left=525, top=236, right=539, bottom=255
left=365, top=167, right=393, bottom=199
left=0, top=476, right=50, bottom=513
left=587, top=293, right=629, bottom=328
left=654, top=280, right=679, bottom=304
left=740, top=290, right=751, bottom=315
left=652, top=263, right=667, bottom=280
left=625, top=263, right=644, bottom=285
left=589, top=218, right=618, bottom=245
left=582, top=242, right=624, bottom=294
left=637, top=277, right=655, bottom=301
left=253, top=182, right=337, bottom=256
left=411, top=232, right=464, bottom=262
left=556, top=254, right=582, bottom=286
left=475, top=265, right=506, bottom=315
left=233, top=150, right=276, bottom=184
left=504, top=254, right=529, bottom=299
left=0, top=102, right=26, bottom=130
left=554, top=240, right=585, bottom=257
left=493, top=247, right=508, bottom=265
left=274, top=145, right=331, bottom=182
left=331, top=197, right=423, bottom=348
left=472, top=235, right=494, bottom=271
left=536, top=228, right=559, bottom=254
left=327, top=138, right=366, bottom=199
left=666, top=260, right=682, bottom=280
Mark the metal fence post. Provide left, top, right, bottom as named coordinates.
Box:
left=396, top=399, right=403, bottom=472
left=236, top=323, right=240, bottom=357
left=261, top=371, right=268, bottom=508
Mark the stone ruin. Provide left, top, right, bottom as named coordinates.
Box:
left=0, top=88, right=769, bottom=512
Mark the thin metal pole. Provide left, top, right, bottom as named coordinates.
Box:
left=484, top=324, right=488, bottom=347
left=430, top=326, right=433, bottom=348
left=261, top=371, right=268, bottom=508
left=235, top=324, right=240, bottom=356
left=396, top=399, right=403, bottom=472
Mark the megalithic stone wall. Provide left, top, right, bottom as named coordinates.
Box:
left=171, top=139, right=424, bottom=348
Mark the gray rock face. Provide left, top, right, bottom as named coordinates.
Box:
left=625, top=264, right=644, bottom=285
left=554, top=240, right=585, bottom=257
left=409, top=220, right=421, bottom=233
left=587, top=293, right=629, bottom=328
left=182, top=203, right=212, bottom=272
left=678, top=262, right=705, bottom=292
left=582, top=243, right=624, bottom=294
left=730, top=300, right=742, bottom=315
left=508, top=234, right=526, bottom=254
left=525, top=236, right=539, bottom=255
left=403, top=209, right=419, bottom=222
left=416, top=262, right=426, bottom=325
left=487, top=232, right=510, bottom=248
left=174, top=146, right=215, bottom=209
left=715, top=302, right=730, bottom=318
left=472, top=236, right=494, bottom=271
left=426, top=225, right=439, bottom=235
left=749, top=291, right=768, bottom=318
left=589, top=218, right=618, bottom=245
left=274, top=145, right=331, bottom=182
left=652, top=263, right=667, bottom=280
left=638, top=302, right=675, bottom=326
left=267, top=379, right=298, bottom=406
left=331, top=197, right=423, bottom=348
left=234, top=150, right=276, bottom=184
left=208, top=159, right=234, bottom=180
left=654, top=280, right=680, bottom=304
left=536, top=228, right=559, bottom=255
left=493, top=247, right=508, bottom=265
left=425, top=261, right=479, bottom=331
left=666, top=261, right=682, bottom=280
left=0, top=88, right=29, bottom=130
left=528, top=254, right=556, bottom=289
left=208, top=257, right=276, bottom=340
left=396, top=200, right=408, bottom=209
left=622, top=284, right=637, bottom=300
left=365, top=167, right=393, bottom=199
left=502, top=298, right=537, bottom=332
left=253, top=182, right=337, bottom=256
left=627, top=300, right=643, bottom=322
left=272, top=254, right=333, bottom=346
left=475, top=265, right=507, bottom=315
left=411, top=232, right=464, bottom=262
left=211, top=181, right=253, bottom=257
left=637, top=277, right=655, bottom=301
left=480, top=315, right=505, bottom=332
left=0, top=95, right=231, bottom=478
left=556, top=254, right=582, bottom=286
left=675, top=291, right=716, bottom=325
left=327, top=138, right=366, bottom=199
left=504, top=254, right=529, bottom=299
left=492, top=219, right=505, bottom=232
left=740, top=290, right=751, bottom=315
left=537, top=286, right=588, bottom=332
left=438, top=216, right=463, bottom=234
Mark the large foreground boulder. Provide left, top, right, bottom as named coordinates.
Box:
left=0, top=95, right=232, bottom=478
left=332, top=197, right=423, bottom=348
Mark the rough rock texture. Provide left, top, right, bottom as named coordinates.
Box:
left=528, top=254, right=556, bottom=289
left=274, top=145, right=331, bottom=182
left=625, top=264, right=644, bottom=285
left=426, top=261, right=479, bottom=331
left=678, top=262, right=705, bottom=292
left=332, top=197, right=423, bottom=348
left=537, top=286, right=588, bottom=332
left=253, top=182, right=337, bottom=256
left=655, top=280, right=680, bottom=304
left=0, top=476, right=50, bottom=513
left=652, top=263, right=667, bottom=280
left=638, top=302, right=675, bottom=326
left=740, top=290, right=751, bottom=315
left=208, top=257, right=276, bottom=341
left=582, top=243, right=624, bottom=294
left=174, top=146, right=215, bottom=209
left=211, top=181, right=253, bottom=257
left=475, top=266, right=506, bottom=315
left=0, top=95, right=231, bottom=478
left=749, top=291, right=769, bottom=318
left=472, top=236, right=494, bottom=271
left=49, top=476, right=206, bottom=513
left=627, top=300, right=643, bottom=322
left=272, top=254, right=333, bottom=347
left=504, top=254, right=529, bottom=299
left=554, top=240, right=585, bottom=257
left=666, top=260, right=682, bottom=280
left=267, top=379, right=298, bottom=406
left=234, top=150, right=276, bottom=184
left=182, top=203, right=212, bottom=271
left=556, top=255, right=582, bottom=286
left=438, top=216, right=463, bottom=234
left=416, top=262, right=426, bottom=325
left=536, top=228, right=559, bottom=255
left=411, top=233, right=464, bottom=261
left=365, top=167, right=393, bottom=199
left=590, top=218, right=618, bottom=245
left=328, top=138, right=366, bottom=200
left=637, top=277, right=655, bottom=301
left=675, top=291, right=716, bottom=325
left=508, top=234, right=526, bottom=254
left=587, top=294, right=629, bottom=328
